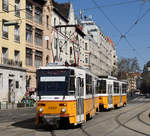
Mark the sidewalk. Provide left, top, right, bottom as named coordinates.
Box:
left=0, top=103, right=36, bottom=110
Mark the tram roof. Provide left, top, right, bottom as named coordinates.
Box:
left=98, top=75, right=117, bottom=80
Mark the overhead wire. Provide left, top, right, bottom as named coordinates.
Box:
left=90, top=0, right=147, bottom=63
left=124, top=6, right=150, bottom=35
left=74, top=0, right=141, bottom=13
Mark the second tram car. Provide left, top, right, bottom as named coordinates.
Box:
left=97, top=76, right=127, bottom=110
left=120, top=80, right=127, bottom=106
left=35, top=63, right=99, bottom=127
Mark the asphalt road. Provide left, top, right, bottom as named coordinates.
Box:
left=0, top=96, right=149, bottom=136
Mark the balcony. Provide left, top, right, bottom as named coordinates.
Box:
left=1, top=57, right=22, bottom=67
left=26, top=11, right=33, bottom=21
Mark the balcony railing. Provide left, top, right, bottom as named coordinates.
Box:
left=1, top=57, right=22, bottom=67
left=2, top=31, right=8, bottom=39
left=15, top=10, right=20, bottom=17
left=34, top=14, right=42, bottom=24
left=26, top=12, right=33, bottom=20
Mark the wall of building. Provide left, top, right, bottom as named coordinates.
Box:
left=81, top=18, right=117, bottom=76
left=0, top=65, right=26, bottom=104
left=0, top=0, right=26, bottom=66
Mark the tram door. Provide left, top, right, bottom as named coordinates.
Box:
left=76, top=77, right=84, bottom=123
left=119, top=84, right=122, bottom=105
left=92, top=80, right=95, bottom=113
left=108, top=84, right=112, bottom=106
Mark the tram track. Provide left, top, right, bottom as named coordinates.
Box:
left=137, top=111, right=150, bottom=126
left=48, top=102, right=148, bottom=136
left=115, top=103, right=150, bottom=136
left=63, top=102, right=147, bottom=136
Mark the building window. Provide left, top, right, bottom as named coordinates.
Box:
left=46, top=40, right=49, bottom=49
left=35, top=28, right=43, bottom=46
left=15, top=0, right=20, bottom=17
left=85, top=43, right=87, bottom=50
left=14, top=50, right=20, bottom=61
left=2, top=47, right=8, bottom=64
left=34, top=7, right=42, bottom=24
left=85, top=43, right=88, bottom=50
left=70, top=47, right=72, bottom=56
left=26, top=48, right=32, bottom=66
left=26, top=1, right=33, bottom=20
left=0, top=74, right=3, bottom=88
left=59, top=22, right=61, bottom=32
left=85, top=55, right=88, bottom=64
left=46, top=15, right=49, bottom=28
left=16, top=81, right=19, bottom=88
left=2, top=20, right=8, bottom=39
left=46, top=55, right=49, bottom=64
left=35, top=50, right=42, bottom=68
left=54, top=18, right=56, bottom=26
left=2, top=0, right=8, bottom=11
left=14, top=25, right=20, bottom=42
left=26, top=24, right=32, bottom=43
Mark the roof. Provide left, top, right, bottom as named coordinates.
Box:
left=33, top=0, right=47, bottom=5
left=147, top=61, right=150, bottom=67
left=127, top=72, right=141, bottom=77
left=107, top=37, right=114, bottom=46
left=52, top=0, right=70, bottom=21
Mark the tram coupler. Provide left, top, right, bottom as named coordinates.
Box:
left=43, top=115, right=60, bottom=127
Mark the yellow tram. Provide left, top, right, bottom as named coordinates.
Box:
left=35, top=63, right=99, bottom=127
left=97, top=76, right=127, bottom=111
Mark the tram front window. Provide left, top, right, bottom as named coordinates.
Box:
left=37, top=69, right=75, bottom=96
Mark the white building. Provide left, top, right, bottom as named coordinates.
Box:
left=0, top=65, right=26, bottom=106
left=80, top=16, right=118, bottom=76
left=51, top=1, right=85, bottom=66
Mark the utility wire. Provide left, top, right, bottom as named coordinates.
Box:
left=75, top=0, right=141, bottom=13
left=124, top=37, right=146, bottom=61
left=125, top=7, right=150, bottom=35
left=91, top=0, right=122, bottom=35
left=91, top=0, right=147, bottom=61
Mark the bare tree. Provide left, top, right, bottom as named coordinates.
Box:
left=118, top=57, right=140, bottom=79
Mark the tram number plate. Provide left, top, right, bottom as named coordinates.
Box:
left=48, top=106, right=57, bottom=110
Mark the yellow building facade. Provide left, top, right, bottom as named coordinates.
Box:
left=0, top=0, right=26, bottom=66
left=25, top=0, right=53, bottom=94
left=0, top=0, right=27, bottom=105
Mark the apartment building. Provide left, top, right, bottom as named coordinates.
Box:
left=25, top=0, right=53, bottom=95
left=0, top=0, right=26, bottom=104
left=81, top=16, right=117, bottom=76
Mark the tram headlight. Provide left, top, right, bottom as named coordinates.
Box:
left=61, top=108, right=66, bottom=113
left=39, top=108, right=43, bottom=113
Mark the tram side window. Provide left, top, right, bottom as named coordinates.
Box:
left=114, top=82, right=119, bottom=94
left=98, top=80, right=106, bottom=94
left=68, top=70, right=75, bottom=95
left=86, top=74, right=92, bottom=95
left=122, top=84, right=127, bottom=94
left=95, top=80, right=99, bottom=94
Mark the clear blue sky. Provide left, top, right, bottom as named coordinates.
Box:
left=57, top=0, right=150, bottom=70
